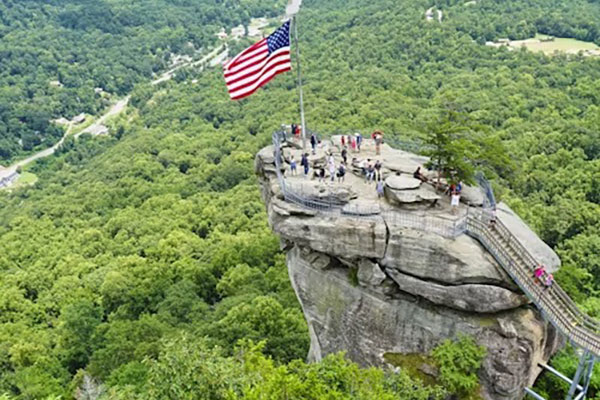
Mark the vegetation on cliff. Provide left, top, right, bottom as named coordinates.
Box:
left=0, top=0, right=599, bottom=398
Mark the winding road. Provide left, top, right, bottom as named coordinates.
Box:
left=0, top=44, right=229, bottom=189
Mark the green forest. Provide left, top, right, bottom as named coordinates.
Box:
left=1, top=0, right=600, bottom=398
left=0, top=0, right=284, bottom=162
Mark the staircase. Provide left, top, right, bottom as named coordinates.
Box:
left=465, top=210, right=600, bottom=356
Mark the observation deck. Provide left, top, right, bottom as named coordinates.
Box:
left=260, top=129, right=599, bottom=400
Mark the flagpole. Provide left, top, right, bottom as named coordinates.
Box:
left=292, top=15, right=307, bottom=153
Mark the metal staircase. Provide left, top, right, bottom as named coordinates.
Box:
left=271, top=130, right=599, bottom=399
left=465, top=210, right=599, bottom=400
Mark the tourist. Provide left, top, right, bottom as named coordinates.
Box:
left=341, top=148, right=348, bottom=165
left=533, top=264, right=546, bottom=284
left=376, top=178, right=384, bottom=198
left=290, top=156, right=297, bottom=176
left=337, top=163, right=346, bottom=183
left=374, top=160, right=382, bottom=181
left=457, top=181, right=463, bottom=194
left=341, top=135, right=346, bottom=147
left=310, top=133, right=317, bottom=154
left=301, top=153, right=309, bottom=177
left=451, top=190, right=460, bottom=214
left=318, top=167, right=326, bottom=183
left=328, top=153, right=336, bottom=182
left=544, top=274, right=554, bottom=291
left=356, top=132, right=362, bottom=152
left=351, top=137, right=357, bottom=152
left=413, top=166, right=428, bottom=183
left=373, top=131, right=383, bottom=155
left=489, top=206, right=497, bottom=227
left=347, top=134, right=353, bottom=149
left=367, top=161, right=375, bottom=184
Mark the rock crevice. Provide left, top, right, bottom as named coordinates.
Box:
left=256, top=141, right=563, bottom=400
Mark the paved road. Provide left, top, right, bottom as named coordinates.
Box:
left=0, top=97, right=129, bottom=185
left=0, top=44, right=229, bottom=188
left=75, top=96, right=130, bottom=138
left=151, top=45, right=228, bottom=86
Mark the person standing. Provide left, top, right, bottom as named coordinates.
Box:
left=451, top=190, right=460, bottom=214
left=290, top=156, right=297, bottom=176
left=374, top=131, right=383, bottom=155
left=337, top=164, right=346, bottom=183
left=367, top=161, right=375, bottom=184
left=341, top=148, right=348, bottom=165
left=328, top=153, right=336, bottom=182
left=310, top=133, right=317, bottom=154
left=374, top=160, right=382, bottom=181
left=356, top=132, right=362, bottom=152
left=301, top=153, right=309, bottom=177
left=341, top=135, right=346, bottom=147
left=376, top=178, right=384, bottom=198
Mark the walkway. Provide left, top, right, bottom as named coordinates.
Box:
left=272, top=130, right=600, bottom=359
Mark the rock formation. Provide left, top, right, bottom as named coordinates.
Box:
left=256, top=138, right=563, bottom=400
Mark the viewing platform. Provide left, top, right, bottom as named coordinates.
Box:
left=256, top=129, right=599, bottom=400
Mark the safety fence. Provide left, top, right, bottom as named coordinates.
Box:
left=272, top=130, right=468, bottom=238
left=271, top=129, right=600, bottom=357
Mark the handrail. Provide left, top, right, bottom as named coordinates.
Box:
left=271, top=129, right=600, bottom=356
left=466, top=211, right=600, bottom=355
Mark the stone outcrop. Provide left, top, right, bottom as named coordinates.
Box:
left=256, top=140, right=563, bottom=400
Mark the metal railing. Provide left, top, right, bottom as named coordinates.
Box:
left=272, top=131, right=467, bottom=238
left=271, top=128, right=600, bottom=356
left=465, top=211, right=600, bottom=355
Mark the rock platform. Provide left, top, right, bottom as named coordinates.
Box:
left=256, top=135, right=562, bottom=400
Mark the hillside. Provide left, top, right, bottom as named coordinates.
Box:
left=1, top=0, right=600, bottom=398
left=0, top=0, right=283, bottom=163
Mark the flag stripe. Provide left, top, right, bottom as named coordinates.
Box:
left=230, top=63, right=292, bottom=100
left=230, top=44, right=269, bottom=68
left=228, top=55, right=292, bottom=92
left=225, top=39, right=266, bottom=70
left=225, top=48, right=290, bottom=86
left=223, top=20, right=291, bottom=101
left=225, top=45, right=270, bottom=77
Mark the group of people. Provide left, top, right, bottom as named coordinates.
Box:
left=340, top=133, right=364, bottom=153
left=533, top=264, right=554, bottom=291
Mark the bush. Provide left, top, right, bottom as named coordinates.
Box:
left=432, top=335, right=486, bottom=398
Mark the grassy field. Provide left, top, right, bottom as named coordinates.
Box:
left=509, top=34, right=600, bottom=55
left=12, top=172, right=38, bottom=188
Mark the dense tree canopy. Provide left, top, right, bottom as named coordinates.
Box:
left=1, top=0, right=600, bottom=398
left=0, top=0, right=284, bottom=163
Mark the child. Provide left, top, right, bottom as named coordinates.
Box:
left=290, top=156, right=297, bottom=176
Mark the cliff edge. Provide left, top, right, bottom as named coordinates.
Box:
left=256, top=135, right=562, bottom=400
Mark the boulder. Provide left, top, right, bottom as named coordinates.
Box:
left=385, top=175, right=422, bottom=190
left=497, top=202, right=561, bottom=272
left=385, top=186, right=440, bottom=205
left=287, top=246, right=562, bottom=400
left=381, top=224, right=517, bottom=288
left=385, top=268, right=529, bottom=313
left=357, top=259, right=386, bottom=287
left=270, top=213, right=388, bottom=259
left=286, top=180, right=358, bottom=204
left=461, top=184, right=485, bottom=206
left=342, top=200, right=381, bottom=216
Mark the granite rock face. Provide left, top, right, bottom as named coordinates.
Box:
left=256, top=143, right=563, bottom=400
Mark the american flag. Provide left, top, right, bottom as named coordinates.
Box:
left=224, top=21, right=292, bottom=100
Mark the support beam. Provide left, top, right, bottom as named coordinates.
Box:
left=567, top=351, right=591, bottom=400
left=524, top=388, right=547, bottom=400
left=538, top=363, right=583, bottom=392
